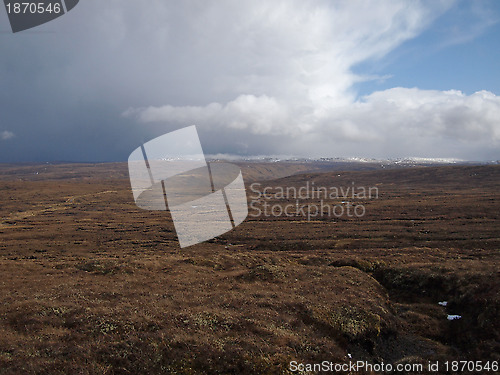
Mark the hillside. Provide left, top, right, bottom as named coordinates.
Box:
left=0, top=163, right=498, bottom=374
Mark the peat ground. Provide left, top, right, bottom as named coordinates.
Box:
left=0, top=163, right=498, bottom=374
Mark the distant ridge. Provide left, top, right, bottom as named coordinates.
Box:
left=207, top=155, right=497, bottom=166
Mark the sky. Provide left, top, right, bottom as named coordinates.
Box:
left=0, top=0, right=499, bottom=162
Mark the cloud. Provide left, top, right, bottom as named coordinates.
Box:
left=353, top=88, right=500, bottom=142
left=1, top=0, right=498, bottom=161
left=124, top=95, right=293, bottom=135
left=127, top=0, right=500, bottom=158
left=125, top=88, right=500, bottom=159
left=1, top=131, right=15, bottom=141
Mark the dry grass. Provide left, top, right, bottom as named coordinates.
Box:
left=0, top=164, right=498, bottom=374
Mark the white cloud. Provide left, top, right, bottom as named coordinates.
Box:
left=125, top=88, right=500, bottom=159
left=106, top=0, right=453, bottom=107
left=1, top=131, right=15, bottom=141
left=353, top=88, right=500, bottom=142
left=125, top=95, right=293, bottom=135
left=127, top=0, right=500, bottom=159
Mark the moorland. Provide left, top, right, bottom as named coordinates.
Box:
left=0, top=161, right=498, bottom=374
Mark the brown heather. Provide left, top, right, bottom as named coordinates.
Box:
left=0, top=163, right=498, bottom=374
